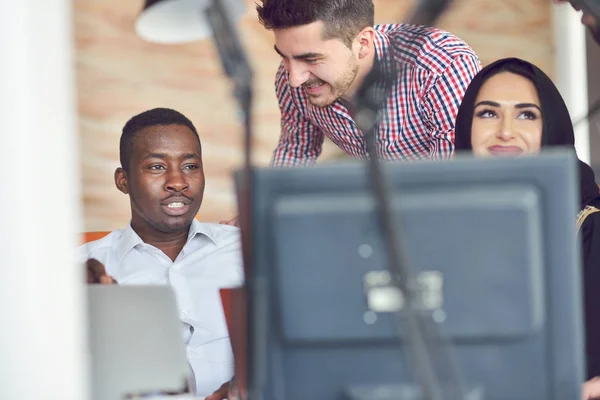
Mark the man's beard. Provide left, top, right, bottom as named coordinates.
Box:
left=303, top=62, right=359, bottom=108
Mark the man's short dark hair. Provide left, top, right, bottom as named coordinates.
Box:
left=119, top=108, right=200, bottom=171
left=256, top=0, right=374, bottom=48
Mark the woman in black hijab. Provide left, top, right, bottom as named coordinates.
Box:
left=453, top=57, right=600, bottom=385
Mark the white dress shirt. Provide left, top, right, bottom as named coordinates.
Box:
left=77, top=220, right=244, bottom=396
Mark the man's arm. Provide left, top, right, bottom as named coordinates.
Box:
left=422, top=53, right=481, bottom=159
left=271, top=63, right=325, bottom=167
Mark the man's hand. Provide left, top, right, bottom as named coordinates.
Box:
left=583, top=376, right=600, bottom=399
left=206, top=380, right=230, bottom=400
left=219, top=215, right=240, bottom=228
left=86, top=258, right=116, bottom=284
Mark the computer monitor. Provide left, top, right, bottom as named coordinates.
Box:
left=245, top=150, right=584, bottom=399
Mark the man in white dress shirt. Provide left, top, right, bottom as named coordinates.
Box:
left=79, top=108, right=242, bottom=399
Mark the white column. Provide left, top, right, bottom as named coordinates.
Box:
left=553, top=3, right=590, bottom=163
left=0, top=2, right=88, bottom=400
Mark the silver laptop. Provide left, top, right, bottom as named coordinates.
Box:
left=87, top=285, right=191, bottom=400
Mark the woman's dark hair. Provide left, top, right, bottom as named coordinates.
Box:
left=454, top=58, right=574, bottom=151
left=454, top=57, right=598, bottom=208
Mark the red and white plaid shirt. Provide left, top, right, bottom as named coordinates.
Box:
left=271, top=24, right=481, bottom=166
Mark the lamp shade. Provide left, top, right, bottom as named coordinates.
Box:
left=135, top=0, right=246, bottom=44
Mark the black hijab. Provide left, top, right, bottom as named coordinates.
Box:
left=454, top=57, right=600, bottom=209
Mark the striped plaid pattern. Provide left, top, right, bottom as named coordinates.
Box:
left=272, top=24, right=481, bottom=166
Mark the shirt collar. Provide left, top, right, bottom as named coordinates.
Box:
left=116, top=219, right=218, bottom=261
left=116, top=225, right=144, bottom=261
left=186, top=219, right=218, bottom=244
left=373, top=28, right=388, bottom=63
left=372, top=28, right=397, bottom=86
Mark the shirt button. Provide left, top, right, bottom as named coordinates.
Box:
left=181, top=310, right=188, bottom=318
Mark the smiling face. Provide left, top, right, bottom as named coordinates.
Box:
left=115, top=124, right=205, bottom=237
left=470, top=72, right=543, bottom=157
left=273, top=21, right=364, bottom=108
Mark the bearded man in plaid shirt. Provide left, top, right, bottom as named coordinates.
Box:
left=257, top=0, right=481, bottom=166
